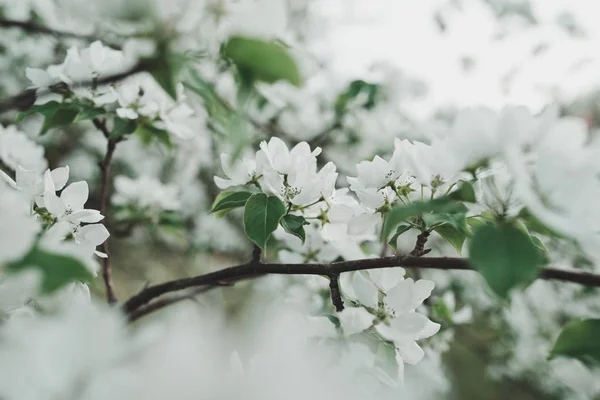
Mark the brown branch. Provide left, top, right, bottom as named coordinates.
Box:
left=410, top=230, right=431, bottom=256
left=95, top=118, right=122, bottom=304
left=0, top=19, right=122, bottom=49
left=0, top=62, right=146, bottom=115
left=328, top=273, right=344, bottom=312
left=121, top=255, right=600, bottom=315
left=128, top=286, right=222, bottom=323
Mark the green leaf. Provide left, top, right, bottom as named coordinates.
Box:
left=448, top=181, right=476, bottom=203
left=210, top=191, right=253, bottom=214
left=468, top=222, right=544, bottom=298
left=144, top=43, right=186, bottom=99
left=134, top=123, right=171, bottom=148
left=422, top=212, right=468, bottom=234
left=388, top=224, right=412, bottom=251
left=382, top=197, right=465, bottom=240
left=431, top=298, right=453, bottom=324
left=243, top=193, right=287, bottom=250
left=549, top=319, right=600, bottom=366
left=110, top=117, right=137, bottom=139
left=74, top=105, right=105, bottom=122
left=466, top=216, right=489, bottom=232
left=434, top=224, right=466, bottom=254
left=280, top=214, right=308, bottom=243
left=222, top=36, right=302, bottom=87
left=335, top=79, right=379, bottom=117
left=7, top=247, right=94, bottom=294
left=518, top=207, right=564, bottom=238
left=18, top=101, right=80, bottom=135
left=17, top=101, right=61, bottom=122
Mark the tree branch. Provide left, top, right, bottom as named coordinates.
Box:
left=122, top=255, right=600, bottom=315
left=94, top=118, right=122, bottom=304
left=328, top=273, right=344, bottom=312
left=0, top=19, right=122, bottom=49
left=0, top=62, right=146, bottom=115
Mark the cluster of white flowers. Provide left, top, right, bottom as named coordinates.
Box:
left=0, top=126, right=108, bottom=316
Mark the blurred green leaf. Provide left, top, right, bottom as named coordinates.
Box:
left=469, top=222, right=544, bottom=298
left=335, top=79, right=379, bottom=117
left=18, top=101, right=80, bottom=135
left=222, top=36, right=302, bottom=87
left=382, top=197, right=465, bottom=240
left=7, top=246, right=93, bottom=294
left=145, top=43, right=186, bottom=99
left=135, top=123, right=171, bottom=149
left=550, top=318, right=600, bottom=366
left=388, top=224, right=412, bottom=251
left=448, top=181, right=476, bottom=203
left=111, top=117, right=137, bottom=139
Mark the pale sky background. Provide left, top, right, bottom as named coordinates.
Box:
left=310, top=0, right=600, bottom=117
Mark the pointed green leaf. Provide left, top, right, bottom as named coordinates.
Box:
left=243, top=193, right=286, bottom=250
left=134, top=123, right=171, bottom=148
left=422, top=212, right=468, bottom=234
left=468, top=222, right=544, bottom=298
left=448, top=181, right=476, bottom=202
left=110, top=117, right=137, bottom=139
left=17, top=101, right=61, bottom=122
left=549, top=319, right=600, bottom=366
left=144, top=44, right=186, bottom=99
left=222, top=36, right=302, bottom=87
left=280, top=214, right=308, bottom=243
left=434, top=224, right=466, bottom=254
left=74, top=105, right=105, bottom=121
left=388, top=224, right=412, bottom=251
left=382, top=197, right=465, bottom=240
left=211, top=191, right=253, bottom=214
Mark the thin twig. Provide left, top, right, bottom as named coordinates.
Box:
left=0, top=19, right=122, bottom=49
left=128, top=286, right=221, bottom=323
left=95, top=118, right=121, bottom=304
left=0, top=62, right=146, bottom=115
left=121, top=255, right=600, bottom=315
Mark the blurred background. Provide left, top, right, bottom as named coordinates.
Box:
left=1, top=0, right=600, bottom=398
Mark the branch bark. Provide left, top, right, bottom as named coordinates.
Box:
left=94, top=118, right=121, bottom=304
left=0, top=62, right=146, bottom=115
left=0, top=19, right=122, bottom=49
left=122, top=255, right=600, bottom=315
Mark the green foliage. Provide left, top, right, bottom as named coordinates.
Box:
left=135, top=123, right=172, bottom=148
left=7, top=246, right=94, bottom=294
left=243, top=193, right=287, bottom=250
left=431, top=298, right=453, bottom=324
left=73, top=102, right=106, bottom=122
left=18, top=101, right=79, bottom=135
left=518, top=207, right=564, bottom=238
left=210, top=191, right=253, bottom=214
left=144, top=43, right=187, bottom=99
left=468, top=222, right=544, bottom=298
left=110, top=117, right=137, bottom=139
left=382, top=197, right=465, bottom=240
left=335, top=79, right=379, bottom=117
left=185, top=67, right=249, bottom=160
left=448, top=181, right=476, bottom=203
left=434, top=224, right=466, bottom=254
left=388, top=224, right=412, bottom=251
left=280, top=214, right=308, bottom=243
left=549, top=319, right=600, bottom=366
left=222, top=36, right=302, bottom=87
